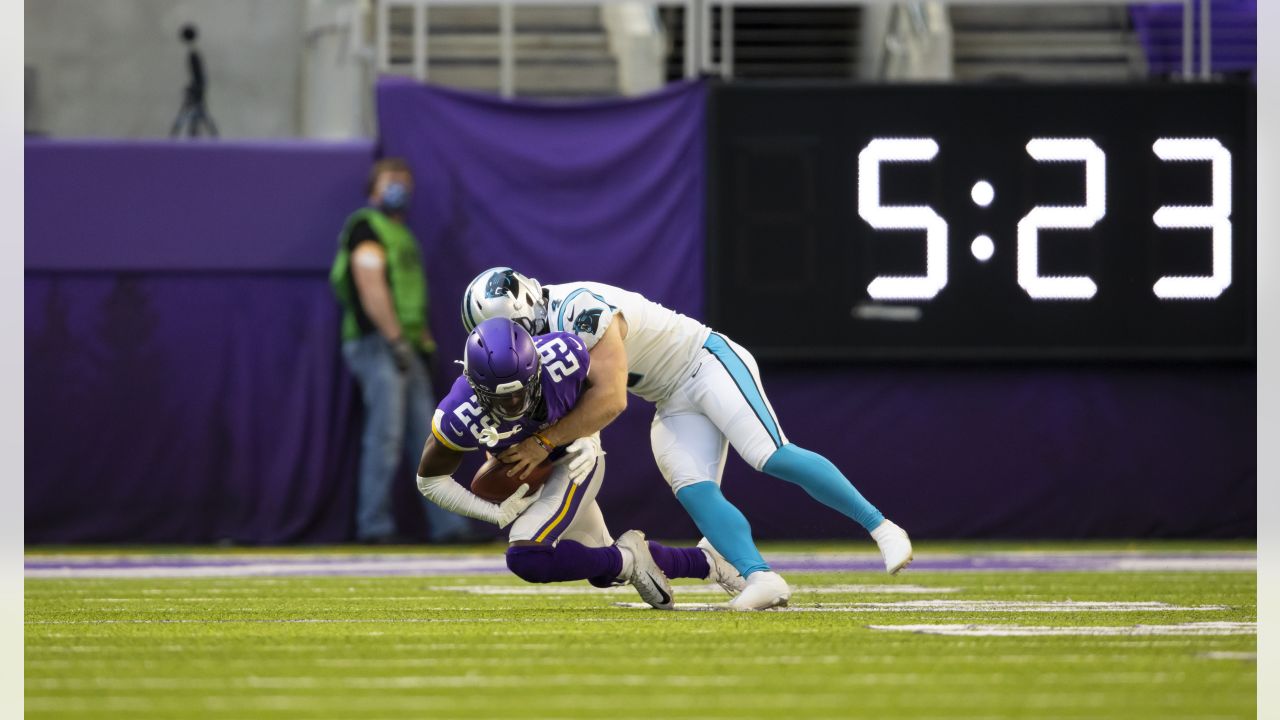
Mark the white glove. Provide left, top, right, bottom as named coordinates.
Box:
left=494, top=483, right=540, bottom=527
left=563, top=436, right=604, bottom=486
left=417, top=474, right=538, bottom=527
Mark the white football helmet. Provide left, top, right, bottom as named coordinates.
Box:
left=461, top=267, right=548, bottom=335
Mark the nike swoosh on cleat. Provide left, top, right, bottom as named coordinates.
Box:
left=647, top=574, right=671, bottom=606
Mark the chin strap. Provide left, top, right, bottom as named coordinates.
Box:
left=477, top=425, right=522, bottom=448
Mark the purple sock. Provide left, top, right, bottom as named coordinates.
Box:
left=506, top=541, right=622, bottom=585
left=647, top=541, right=711, bottom=580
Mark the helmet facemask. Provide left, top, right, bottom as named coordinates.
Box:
left=466, top=373, right=543, bottom=421
left=461, top=315, right=545, bottom=422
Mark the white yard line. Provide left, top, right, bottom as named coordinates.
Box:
left=613, top=600, right=1230, bottom=612
left=1199, top=651, right=1257, bottom=660
left=868, top=622, right=1257, bottom=637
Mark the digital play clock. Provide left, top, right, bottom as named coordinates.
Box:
left=706, top=83, right=1256, bottom=361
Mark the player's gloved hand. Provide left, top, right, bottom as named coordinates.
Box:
left=494, top=483, right=539, bottom=527
left=388, top=337, right=415, bottom=373
left=564, top=436, right=604, bottom=485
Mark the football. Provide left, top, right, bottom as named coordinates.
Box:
left=470, top=455, right=555, bottom=503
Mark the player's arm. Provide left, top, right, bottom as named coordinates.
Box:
left=350, top=242, right=402, bottom=341
left=543, top=319, right=628, bottom=446
left=417, top=416, right=535, bottom=526
left=499, top=319, right=628, bottom=478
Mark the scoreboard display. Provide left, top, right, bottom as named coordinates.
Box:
left=706, top=83, right=1256, bottom=361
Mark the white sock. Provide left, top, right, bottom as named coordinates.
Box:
left=618, top=546, right=635, bottom=578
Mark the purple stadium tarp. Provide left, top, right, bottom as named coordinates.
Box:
left=25, top=139, right=375, bottom=543
left=26, top=140, right=374, bottom=272
left=23, top=80, right=1255, bottom=544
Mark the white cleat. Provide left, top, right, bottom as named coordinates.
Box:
left=697, top=537, right=746, bottom=596
left=615, top=530, right=675, bottom=610
left=871, top=519, right=913, bottom=575
left=727, top=570, right=791, bottom=611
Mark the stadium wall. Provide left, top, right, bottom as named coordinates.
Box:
left=24, top=0, right=306, bottom=138
left=23, top=80, right=1256, bottom=543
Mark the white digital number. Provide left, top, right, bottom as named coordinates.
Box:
left=1151, top=138, right=1233, bottom=300
left=857, top=138, right=948, bottom=300
left=537, top=337, right=579, bottom=382
left=1017, top=138, right=1106, bottom=300
left=454, top=399, right=497, bottom=443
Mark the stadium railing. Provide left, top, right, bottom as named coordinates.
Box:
left=375, top=0, right=1211, bottom=97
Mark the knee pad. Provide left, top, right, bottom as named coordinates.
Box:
left=505, top=544, right=555, bottom=584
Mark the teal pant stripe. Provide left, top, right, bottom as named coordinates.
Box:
left=702, top=334, right=782, bottom=448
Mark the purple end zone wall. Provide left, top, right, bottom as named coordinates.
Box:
left=25, top=139, right=375, bottom=543
left=23, top=82, right=1256, bottom=543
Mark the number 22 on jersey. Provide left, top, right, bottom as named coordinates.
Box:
left=538, top=337, right=580, bottom=383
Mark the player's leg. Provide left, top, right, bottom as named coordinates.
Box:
left=504, top=455, right=674, bottom=609
left=652, top=407, right=762, bottom=576
left=651, top=401, right=788, bottom=609
left=401, top=353, right=472, bottom=542
left=505, top=455, right=611, bottom=581
left=558, top=499, right=613, bottom=548
left=641, top=537, right=746, bottom=596
left=697, top=333, right=912, bottom=573
left=341, top=336, right=407, bottom=542
left=561, top=496, right=742, bottom=594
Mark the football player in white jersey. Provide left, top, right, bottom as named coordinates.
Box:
left=461, top=268, right=913, bottom=611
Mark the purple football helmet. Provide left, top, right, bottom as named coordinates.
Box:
left=463, top=317, right=542, bottom=421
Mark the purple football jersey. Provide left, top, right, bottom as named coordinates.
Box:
left=431, top=332, right=591, bottom=454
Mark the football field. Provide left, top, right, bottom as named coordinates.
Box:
left=25, top=542, right=1256, bottom=719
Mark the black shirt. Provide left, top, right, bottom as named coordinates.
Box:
left=345, top=219, right=385, bottom=335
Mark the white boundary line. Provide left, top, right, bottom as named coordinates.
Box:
left=868, top=622, right=1258, bottom=637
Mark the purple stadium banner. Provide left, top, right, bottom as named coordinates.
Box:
left=23, top=80, right=1255, bottom=544
left=26, top=139, right=374, bottom=271
left=25, top=140, right=376, bottom=543
left=374, top=76, right=706, bottom=354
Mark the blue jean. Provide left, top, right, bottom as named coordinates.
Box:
left=342, top=334, right=471, bottom=541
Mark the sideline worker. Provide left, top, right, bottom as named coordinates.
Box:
left=330, top=157, right=475, bottom=543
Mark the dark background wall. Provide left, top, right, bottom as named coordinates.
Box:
left=23, top=83, right=1255, bottom=543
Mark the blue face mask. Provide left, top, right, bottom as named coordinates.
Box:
left=380, top=182, right=410, bottom=213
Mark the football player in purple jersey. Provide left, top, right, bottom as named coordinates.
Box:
left=415, top=317, right=744, bottom=609
left=459, top=268, right=914, bottom=611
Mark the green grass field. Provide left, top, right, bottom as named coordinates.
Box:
left=25, top=542, right=1256, bottom=719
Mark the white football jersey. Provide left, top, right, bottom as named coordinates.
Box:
left=543, top=282, right=711, bottom=403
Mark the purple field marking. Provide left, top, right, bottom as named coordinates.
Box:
left=23, top=550, right=1256, bottom=579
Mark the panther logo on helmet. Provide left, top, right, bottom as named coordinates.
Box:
left=462, top=267, right=547, bottom=335
left=484, top=269, right=520, bottom=299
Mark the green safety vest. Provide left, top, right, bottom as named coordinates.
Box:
left=329, top=208, right=429, bottom=349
